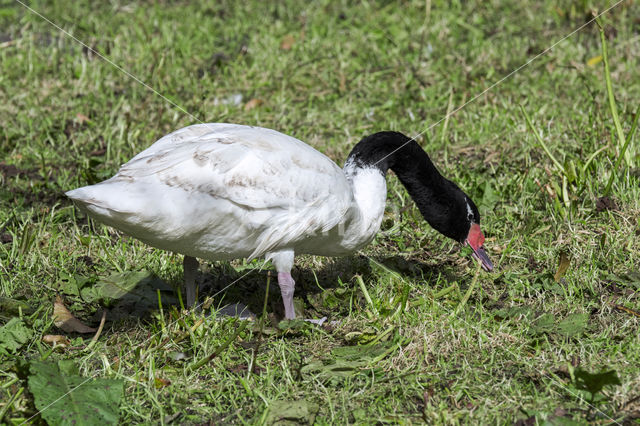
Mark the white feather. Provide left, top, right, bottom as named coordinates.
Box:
left=66, top=123, right=386, bottom=263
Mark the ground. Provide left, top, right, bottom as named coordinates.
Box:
left=1, top=0, right=639, bottom=424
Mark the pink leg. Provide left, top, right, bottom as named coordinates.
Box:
left=277, top=272, right=296, bottom=319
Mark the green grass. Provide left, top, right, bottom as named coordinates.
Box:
left=1, top=0, right=640, bottom=423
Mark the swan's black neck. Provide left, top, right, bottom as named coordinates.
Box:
left=345, top=131, right=477, bottom=243
left=346, top=131, right=445, bottom=186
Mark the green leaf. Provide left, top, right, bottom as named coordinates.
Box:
left=331, top=344, right=389, bottom=362
left=0, top=297, right=34, bottom=318
left=301, top=359, right=368, bottom=378
left=27, top=360, right=124, bottom=426
left=80, top=271, right=177, bottom=320
left=81, top=271, right=173, bottom=302
left=529, top=313, right=555, bottom=336
left=58, top=272, right=94, bottom=297
left=479, top=181, right=499, bottom=213
left=557, top=313, right=588, bottom=338
left=493, top=306, right=534, bottom=320
left=0, top=318, right=33, bottom=355
left=574, top=368, right=621, bottom=397
left=264, top=400, right=319, bottom=425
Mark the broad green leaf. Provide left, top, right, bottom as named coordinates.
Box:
left=0, top=297, right=34, bottom=318
left=264, top=400, right=319, bottom=425
left=529, top=313, right=555, bottom=336
left=58, top=272, right=95, bottom=297
left=479, top=181, right=499, bottom=213
left=574, top=368, right=621, bottom=397
left=557, top=313, right=588, bottom=338
left=80, top=271, right=176, bottom=320
left=331, top=344, right=388, bottom=361
left=493, top=306, right=533, bottom=320
left=301, top=358, right=385, bottom=380
left=0, top=317, right=33, bottom=355
left=27, top=360, right=124, bottom=426
left=277, top=319, right=312, bottom=332
left=81, top=271, right=173, bottom=302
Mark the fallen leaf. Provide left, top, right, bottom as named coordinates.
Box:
left=213, top=93, right=243, bottom=106
left=587, top=55, right=602, bottom=67
left=557, top=313, right=588, bottom=338
left=167, top=351, right=189, bottom=362
left=574, top=368, right=621, bottom=397
left=596, top=196, right=618, bottom=212
left=154, top=377, right=171, bottom=389
left=75, top=113, right=90, bottom=123
left=528, top=313, right=555, bottom=336
left=339, top=72, right=346, bottom=92
left=28, top=360, right=124, bottom=425
left=80, top=271, right=176, bottom=321
left=265, top=400, right=319, bottom=425
left=53, top=296, right=96, bottom=334
left=554, top=251, right=570, bottom=283
left=243, top=98, right=263, bottom=111
left=0, top=317, right=33, bottom=355
left=280, top=34, right=295, bottom=50
left=42, top=335, right=72, bottom=348
left=89, top=148, right=107, bottom=157
left=0, top=296, right=34, bottom=316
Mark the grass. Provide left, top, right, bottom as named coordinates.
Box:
left=1, top=0, right=640, bottom=423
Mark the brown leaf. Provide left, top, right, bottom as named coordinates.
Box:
left=53, top=296, right=96, bottom=333
left=280, top=34, right=295, bottom=50
left=596, top=196, right=618, bottom=212
left=75, top=113, right=90, bottom=123
left=154, top=377, right=171, bottom=389
left=554, top=251, right=570, bottom=283
left=42, top=335, right=71, bottom=347
left=244, top=98, right=263, bottom=111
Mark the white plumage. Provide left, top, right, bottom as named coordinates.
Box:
left=67, top=123, right=388, bottom=318
left=68, top=123, right=493, bottom=319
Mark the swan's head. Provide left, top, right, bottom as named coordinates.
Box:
left=458, top=194, right=493, bottom=272
left=423, top=182, right=493, bottom=272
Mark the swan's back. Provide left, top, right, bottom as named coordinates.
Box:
left=67, top=124, right=355, bottom=260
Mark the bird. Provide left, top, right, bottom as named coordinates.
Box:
left=66, top=123, right=493, bottom=319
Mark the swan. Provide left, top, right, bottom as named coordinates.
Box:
left=66, top=123, right=493, bottom=319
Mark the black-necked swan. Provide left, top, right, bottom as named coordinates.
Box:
left=66, top=123, right=493, bottom=319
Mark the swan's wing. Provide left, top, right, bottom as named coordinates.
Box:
left=112, top=124, right=354, bottom=258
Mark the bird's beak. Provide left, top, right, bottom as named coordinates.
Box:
left=465, top=223, right=494, bottom=272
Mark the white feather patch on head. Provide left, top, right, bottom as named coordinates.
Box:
left=466, top=202, right=473, bottom=219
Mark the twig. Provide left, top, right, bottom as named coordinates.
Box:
left=0, top=39, right=17, bottom=49
left=611, top=303, right=640, bottom=318
left=85, top=310, right=107, bottom=351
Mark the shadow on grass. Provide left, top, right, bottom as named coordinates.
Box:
left=72, top=254, right=461, bottom=328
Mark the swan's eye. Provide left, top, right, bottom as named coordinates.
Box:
left=467, top=213, right=474, bottom=222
